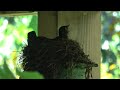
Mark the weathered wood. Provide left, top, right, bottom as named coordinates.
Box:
left=58, top=11, right=101, bottom=79
left=0, top=11, right=37, bottom=16
left=38, top=11, right=101, bottom=79
left=38, top=11, right=57, bottom=39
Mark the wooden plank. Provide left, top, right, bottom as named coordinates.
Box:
left=0, top=11, right=37, bottom=17
left=58, top=11, right=101, bottom=79
left=38, top=11, right=57, bottom=39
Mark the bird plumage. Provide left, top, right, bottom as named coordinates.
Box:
left=54, top=25, right=69, bottom=40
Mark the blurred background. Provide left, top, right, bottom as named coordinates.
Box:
left=0, top=14, right=44, bottom=79
left=0, top=11, right=120, bottom=79
left=101, top=11, right=120, bottom=79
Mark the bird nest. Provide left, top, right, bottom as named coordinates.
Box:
left=20, top=32, right=98, bottom=79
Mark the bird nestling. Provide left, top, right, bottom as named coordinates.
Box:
left=55, top=25, right=70, bottom=40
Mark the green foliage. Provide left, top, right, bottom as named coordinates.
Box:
left=17, top=69, right=44, bottom=79
left=101, top=11, right=120, bottom=79
left=0, top=60, right=16, bottom=79
left=28, top=15, right=38, bottom=36
left=0, top=14, right=44, bottom=79
left=0, top=60, right=44, bottom=79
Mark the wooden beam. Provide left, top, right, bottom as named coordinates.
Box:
left=38, top=11, right=57, bottom=38
left=0, top=11, right=37, bottom=17
left=58, top=11, right=101, bottom=79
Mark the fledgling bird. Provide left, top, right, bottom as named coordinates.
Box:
left=27, top=31, right=37, bottom=46
left=27, top=25, right=70, bottom=47
left=55, top=25, right=70, bottom=40
left=27, top=31, right=52, bottom=48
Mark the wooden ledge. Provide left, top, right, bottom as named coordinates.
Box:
left=0, top=11, right=37, bottom=17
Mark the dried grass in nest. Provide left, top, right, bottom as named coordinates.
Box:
left=20, top=36, right=98, bottom=79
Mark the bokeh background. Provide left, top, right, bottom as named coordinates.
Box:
left=101, top=11, right=120, bottom=79
left=0, top=15, right=44, bottom=79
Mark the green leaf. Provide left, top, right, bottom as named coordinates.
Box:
left=0, top=61, right=16, bottom=79
left=18, top=71, right=44, bottom=79
left=28, top=16, right=38, bottom=36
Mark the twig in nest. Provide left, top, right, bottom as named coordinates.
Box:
left=38, top=49, right=48, bottom=60
left=85, top=67, right=92, bottom=79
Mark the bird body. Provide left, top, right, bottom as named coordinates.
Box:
left=58, top=25, right=69, bottom=39
left=54, top=25, right=69, bottom=40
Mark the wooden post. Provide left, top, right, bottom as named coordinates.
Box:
left=38, top=11, right=101, bottom=79
left=58, top=11, right=101, bottom=79
left=38, top=11, right=57, bottom=39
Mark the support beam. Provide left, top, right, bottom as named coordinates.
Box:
left=58, top=11, right=101, bottom=79
left=38, top=11, right=57, bottom=38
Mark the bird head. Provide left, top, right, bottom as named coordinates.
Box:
left=27, top=31, right=37, bottom=46
left=59, top=25, right=70, bottom=39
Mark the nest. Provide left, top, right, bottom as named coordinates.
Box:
left=20, top=32, right=98, bottom=79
